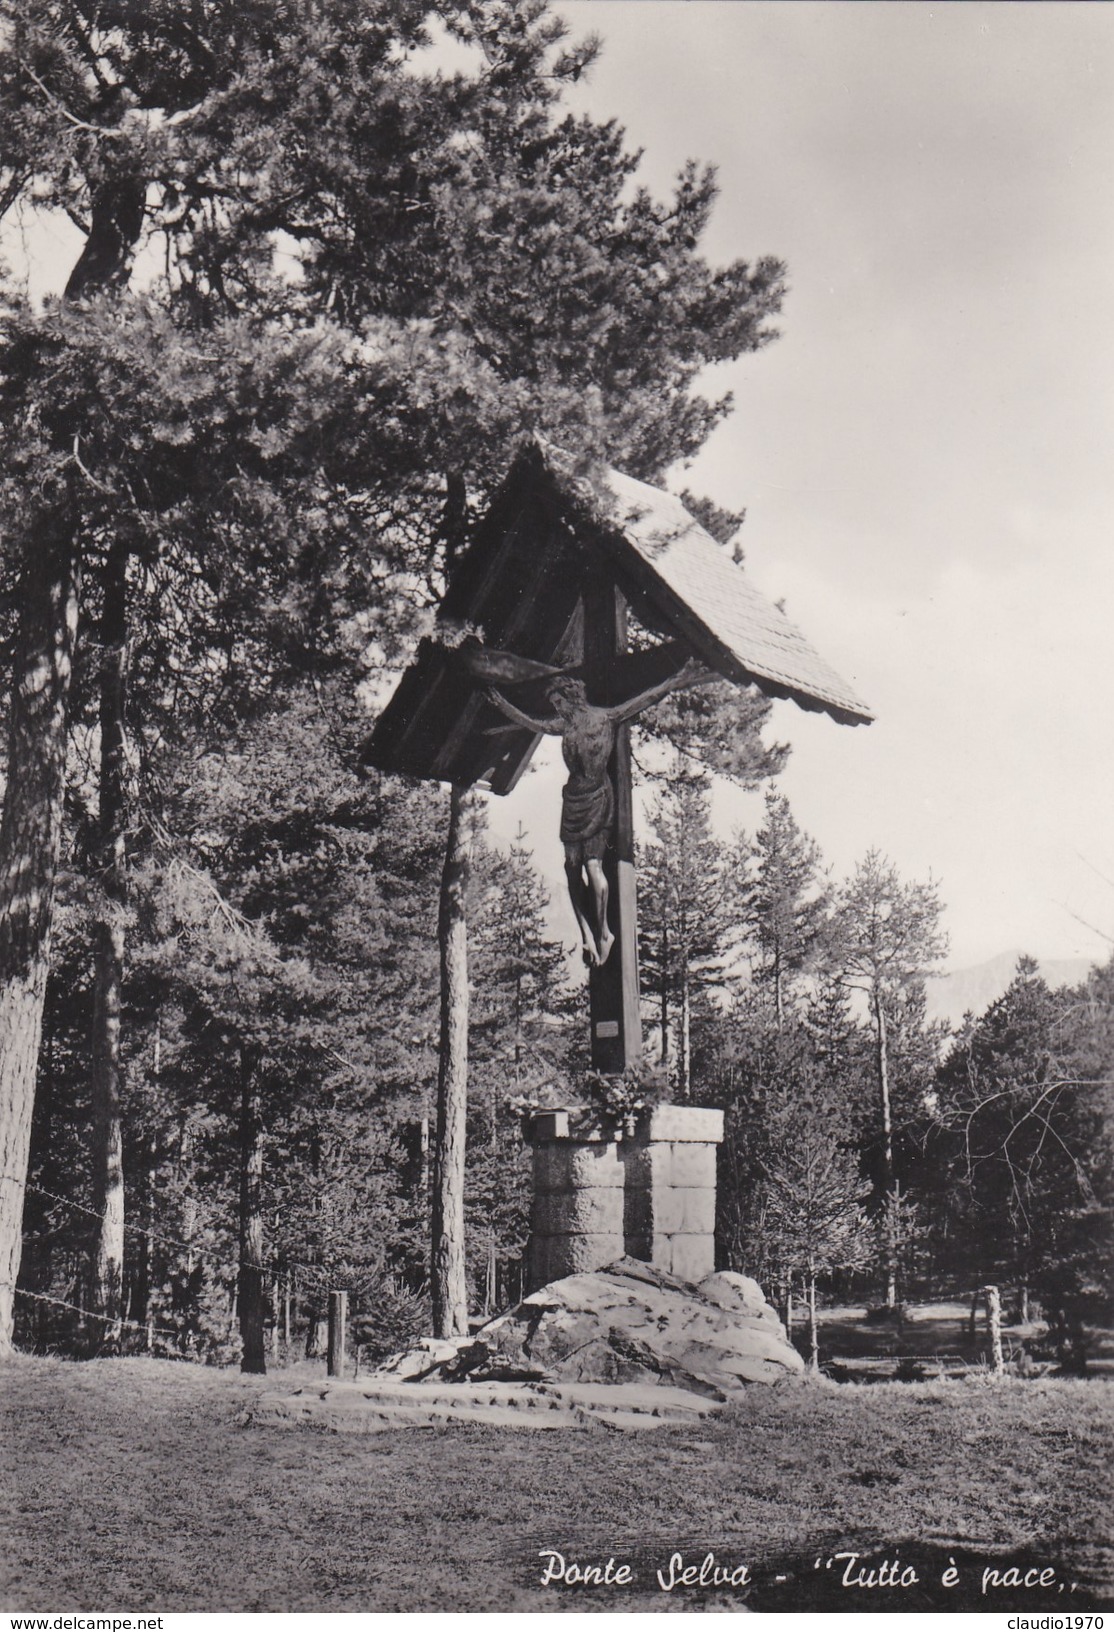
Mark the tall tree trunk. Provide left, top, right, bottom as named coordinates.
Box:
left=484, top=1241, right=496, bottom=1316
left=0, top=177, right=144, bottom=1355
left=679, top=958, right=691, bottom=1100
left=983, top=1284, right=1004, bottom=1377
left=89, top=541, right=130, bottom=1330
left=0, top=527, right=81, bottom=1354
left=238, top=1043, right=266, bottom=1375
left=440, top=470, right=468, bottom=576
left=305, top=1309, right=328, bottom=1360
left=659, top=921, right=670, bottom=1070
left=417, top=1115, right=430, bottom=1198
left=431, top=783, right=472, bottom=1338
left=872, top=985, right=897, bottom=1306
left=64, top=178, right=147, bottom=303
left=807, top=1265, right=819, bottom=1372
left=132, top=1019, right=161, bottom=1329
left=130, top=1128, right=155, bottom=1330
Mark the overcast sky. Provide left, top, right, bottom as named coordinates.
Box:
left=3, top=3, right=1110, bottom=973
left=488, top=1, right=1113, bottom=973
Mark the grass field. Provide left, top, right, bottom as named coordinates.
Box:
left=2, top=1353, right=1111, bottom=1613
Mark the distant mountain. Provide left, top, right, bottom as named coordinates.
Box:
left=925, top=951, right=1095, bottom=1030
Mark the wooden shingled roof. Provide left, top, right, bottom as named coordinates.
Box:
left=364, top=443, right=872, bottom=794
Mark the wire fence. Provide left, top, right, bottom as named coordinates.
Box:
left=22, top=1179, right=334, bottom=1288
left=14, top=1284, right=184, bottom=1344
left=14, top=1177, right=353, bottom=1353
left=14, top=1175, right=454, bottom=1362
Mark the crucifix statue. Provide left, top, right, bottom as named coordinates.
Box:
left=363, top=443, right=872, bottom=1076
left=484, top=659, right=706, bottom=968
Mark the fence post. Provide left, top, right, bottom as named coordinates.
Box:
left=327, top=1289, right=348, bottom=1379
left=983, top=1283, right=1004, bottom=1376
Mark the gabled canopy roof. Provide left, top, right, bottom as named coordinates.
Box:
left=364, top=443, right=872, bottom=794
left=587, top=461, right=872, bottom=726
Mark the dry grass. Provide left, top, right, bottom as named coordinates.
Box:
left=2, top=1354, right=1111, bottom=1612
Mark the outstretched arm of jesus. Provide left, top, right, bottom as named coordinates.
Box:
left=608, top=656, right=712, bottom=723
left=484, top=687, right=561, bottom=735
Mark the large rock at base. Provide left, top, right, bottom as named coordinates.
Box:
left=431, top=1257, right=805, bottom=1395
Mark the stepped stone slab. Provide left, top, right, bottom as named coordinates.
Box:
left=249, top=1375, right=719, bottom=1433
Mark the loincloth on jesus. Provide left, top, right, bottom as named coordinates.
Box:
left=559, top=775, right=613, bottom=865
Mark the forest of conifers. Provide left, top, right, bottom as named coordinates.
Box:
left=0, top=1, right=1110, bottom=1370
left=16, top=720, right=1114, bottom=1368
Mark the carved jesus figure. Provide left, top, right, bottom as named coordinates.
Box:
left=486, top=658, right=706, bottom=967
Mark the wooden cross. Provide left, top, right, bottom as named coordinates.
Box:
left=582, top=573, right=641, bottom=1074
left=362, top=443, right=872, bottom=1081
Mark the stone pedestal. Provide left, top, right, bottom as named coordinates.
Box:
left=527, top=1111, right=625, bottom=1287
left=622, top=1105, right=724, bottom=1283
left=524, top=1104, right=724, bottom=1292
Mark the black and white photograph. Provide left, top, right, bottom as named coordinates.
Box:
left=0, top=0, right=1111, bottom=1617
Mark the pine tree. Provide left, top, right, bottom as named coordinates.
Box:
left=638, top=763, right=730, bottom=1097
left=830, top=850, right=947, bottom=1306
left=467, top=826, right=575, bottom=1309
left=737, top=790, right=830, bottom=1027
left=932, top=955, right=1113, bottom=1352
left=708, top=993, right=870, bottom=1345
left=757, top=1078, right=871, bottom=1370
left=711, top=1000, right=812, bottom=1296
left=1, top=0, right=789, bottom=1348
left=18, top=676, right=454, bottom=1360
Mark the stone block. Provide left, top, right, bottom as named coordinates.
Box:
left=622, top=1185, right=676, bottom=1237
left=667, top=1233, right=716, bottom=1285
left=670, top=1142, right=717, bottom=1188
left=532, top=1145, right=562, bottom=1196
left=533, top=1140, right=625, bottom=1194
left=575, top=1140, right=626, bottom=1188
left=523, top=1106, right=725, bottom=1292
left=622, top=1182, right=715, bottom=1239
left=532, top=1233, right=625, bottom=1285
left=677, top=1187, right=717, bottom=1235
left=621, top=1142, right=672, bottom=1191
left=620, top=1184, right=674, bottom=1252
left=533, top=1185, right=626, bottom=1237
left=639, top=1105, right=724, bottom=1144
left=529, top=1110, right=569, bottom=1142
left=647, top=1234, right=676, bottom=1273
left=656, top=1189, right=689, bottom=1235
